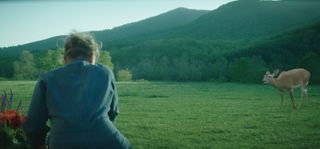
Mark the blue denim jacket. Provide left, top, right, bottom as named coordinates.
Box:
left=23, top=60, right=131, bottom=149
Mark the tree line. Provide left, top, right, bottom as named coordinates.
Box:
left=108, top=20, right=320, bottom=84
left=0, top=49, right=115, bottom=80
left=1, top=38, right=319, bottom=83
left=109, top=38, right=267, bottom=83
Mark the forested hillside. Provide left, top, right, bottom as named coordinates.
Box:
left=1, top=0, right=320, bottom=83
left=107, top=20, right=320, bottom=83
left=228, top=21, right=320, bottom=83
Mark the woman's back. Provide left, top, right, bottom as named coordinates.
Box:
left=45, top=61, right=120, bottom=147
left=23, top=31, right=131, bottom=149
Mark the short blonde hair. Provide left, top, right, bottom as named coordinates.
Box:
left=64, top=31, right=100, bottom=60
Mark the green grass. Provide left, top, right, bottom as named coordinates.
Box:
left=1, top=81, right=320, bottom=149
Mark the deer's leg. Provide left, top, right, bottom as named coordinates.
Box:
left=280, top=91, right=284, bottom=110
left=289, top=89, right=297, bottom=109
left=300, top=86, right=306, bottom=107
left=305, top=87, right=308, bottom=104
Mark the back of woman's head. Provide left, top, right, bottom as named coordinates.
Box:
left=64, top=31, right=100, bottom=61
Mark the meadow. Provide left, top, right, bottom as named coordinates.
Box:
left=1, top=81, right=320, bottom=149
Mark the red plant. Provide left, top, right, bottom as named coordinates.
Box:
left=0, top=90, right=28, bottom=148
left=0, top=110, right=27, bottom=129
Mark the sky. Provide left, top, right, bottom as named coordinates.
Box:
left=0, top=0, right=234, bottom=48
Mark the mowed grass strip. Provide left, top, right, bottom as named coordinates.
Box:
left=0, top=81, right=319, bottom=149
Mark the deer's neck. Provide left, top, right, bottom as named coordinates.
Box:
left=270, top=78, right=283, bottom=90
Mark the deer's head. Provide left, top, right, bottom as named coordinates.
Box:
left=263, top=70, right=279, bottom=84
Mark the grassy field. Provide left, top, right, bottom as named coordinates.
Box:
left=1, top=81, right=320, bottom=149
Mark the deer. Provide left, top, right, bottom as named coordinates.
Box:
left=263, top=68, right=310, bottom=110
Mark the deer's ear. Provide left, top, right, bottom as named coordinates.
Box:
left=273, top=69, right=280, bottom=76
left=266, top=71, right=270, bottom=75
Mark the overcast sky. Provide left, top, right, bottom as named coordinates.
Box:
left=0, top=0, right=234, bottom=47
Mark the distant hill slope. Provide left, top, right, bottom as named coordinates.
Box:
left=0, top=35, right=65, bottom=58
left=228, top=20, right=320, bottom=82
left=157, top=0, right=320, bottom=40
left=231, top=20, right=320, bottom=65
left=93, top=7, right=208, bottom=42
left=0, top=8, right=208, bottom=56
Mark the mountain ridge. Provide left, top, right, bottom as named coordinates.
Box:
left=155, top=0, right=320, bottom=40
left=2, top=1, right=320, bottom=53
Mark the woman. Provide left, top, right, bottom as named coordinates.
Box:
left=23, top=31, right=131, bottom=149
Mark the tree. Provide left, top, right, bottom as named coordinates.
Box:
left=229, top=56, right=267, bottom=83
left=172, top=54, right=190, bottom=81
left=133, top=58, right=154, bottom=80
left=13, top=51, right=37, bottom=80
left=157, top=56, right=171, bottom=80
left=99, top=50, right=114, bottom=70
left=230, top=57, right=251, bottom=83
left=37, top=49, right=63, bottom=73
left=0, top=58, right=14, bottom=78
left=211, top=57, right=229, bottom=81
left=248, top=56, right=267, bottom=83
left=299, top=52, right=320, bottom=84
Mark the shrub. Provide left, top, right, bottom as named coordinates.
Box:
left=117, top=69, right=132, bottom=81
